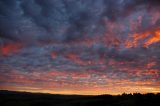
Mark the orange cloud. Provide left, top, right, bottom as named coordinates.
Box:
left=125, top=27, right=160, bottom=48
left=144, top=29, right=160, bottom=47
left=0, top=43, right=22, bottom=56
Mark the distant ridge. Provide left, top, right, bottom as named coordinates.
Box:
left=0, top=90, right=160, bottom=106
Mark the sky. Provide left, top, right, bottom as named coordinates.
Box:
left=0, top=0, right=160, bottom=95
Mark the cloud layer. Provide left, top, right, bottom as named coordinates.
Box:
left=0, top=0, right=160, bottom=95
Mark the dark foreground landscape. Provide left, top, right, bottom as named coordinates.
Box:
left=0, top=90, right=160, bottom=106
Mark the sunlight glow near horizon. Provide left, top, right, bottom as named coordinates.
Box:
left=1, top=84, right=160, bottom=95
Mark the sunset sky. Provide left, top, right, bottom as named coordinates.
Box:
left=0, top=0, right=160, bottom=95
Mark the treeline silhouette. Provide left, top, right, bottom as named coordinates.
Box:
left=0, top=90, right=160, bottom=106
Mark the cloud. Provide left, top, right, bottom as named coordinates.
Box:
left=0, top=0, right=160, bottom=94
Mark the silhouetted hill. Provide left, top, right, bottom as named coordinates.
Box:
left=0, top=90, right=160, bottom=106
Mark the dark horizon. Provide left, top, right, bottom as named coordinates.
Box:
left=0, top=90, right=160, bottom=106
